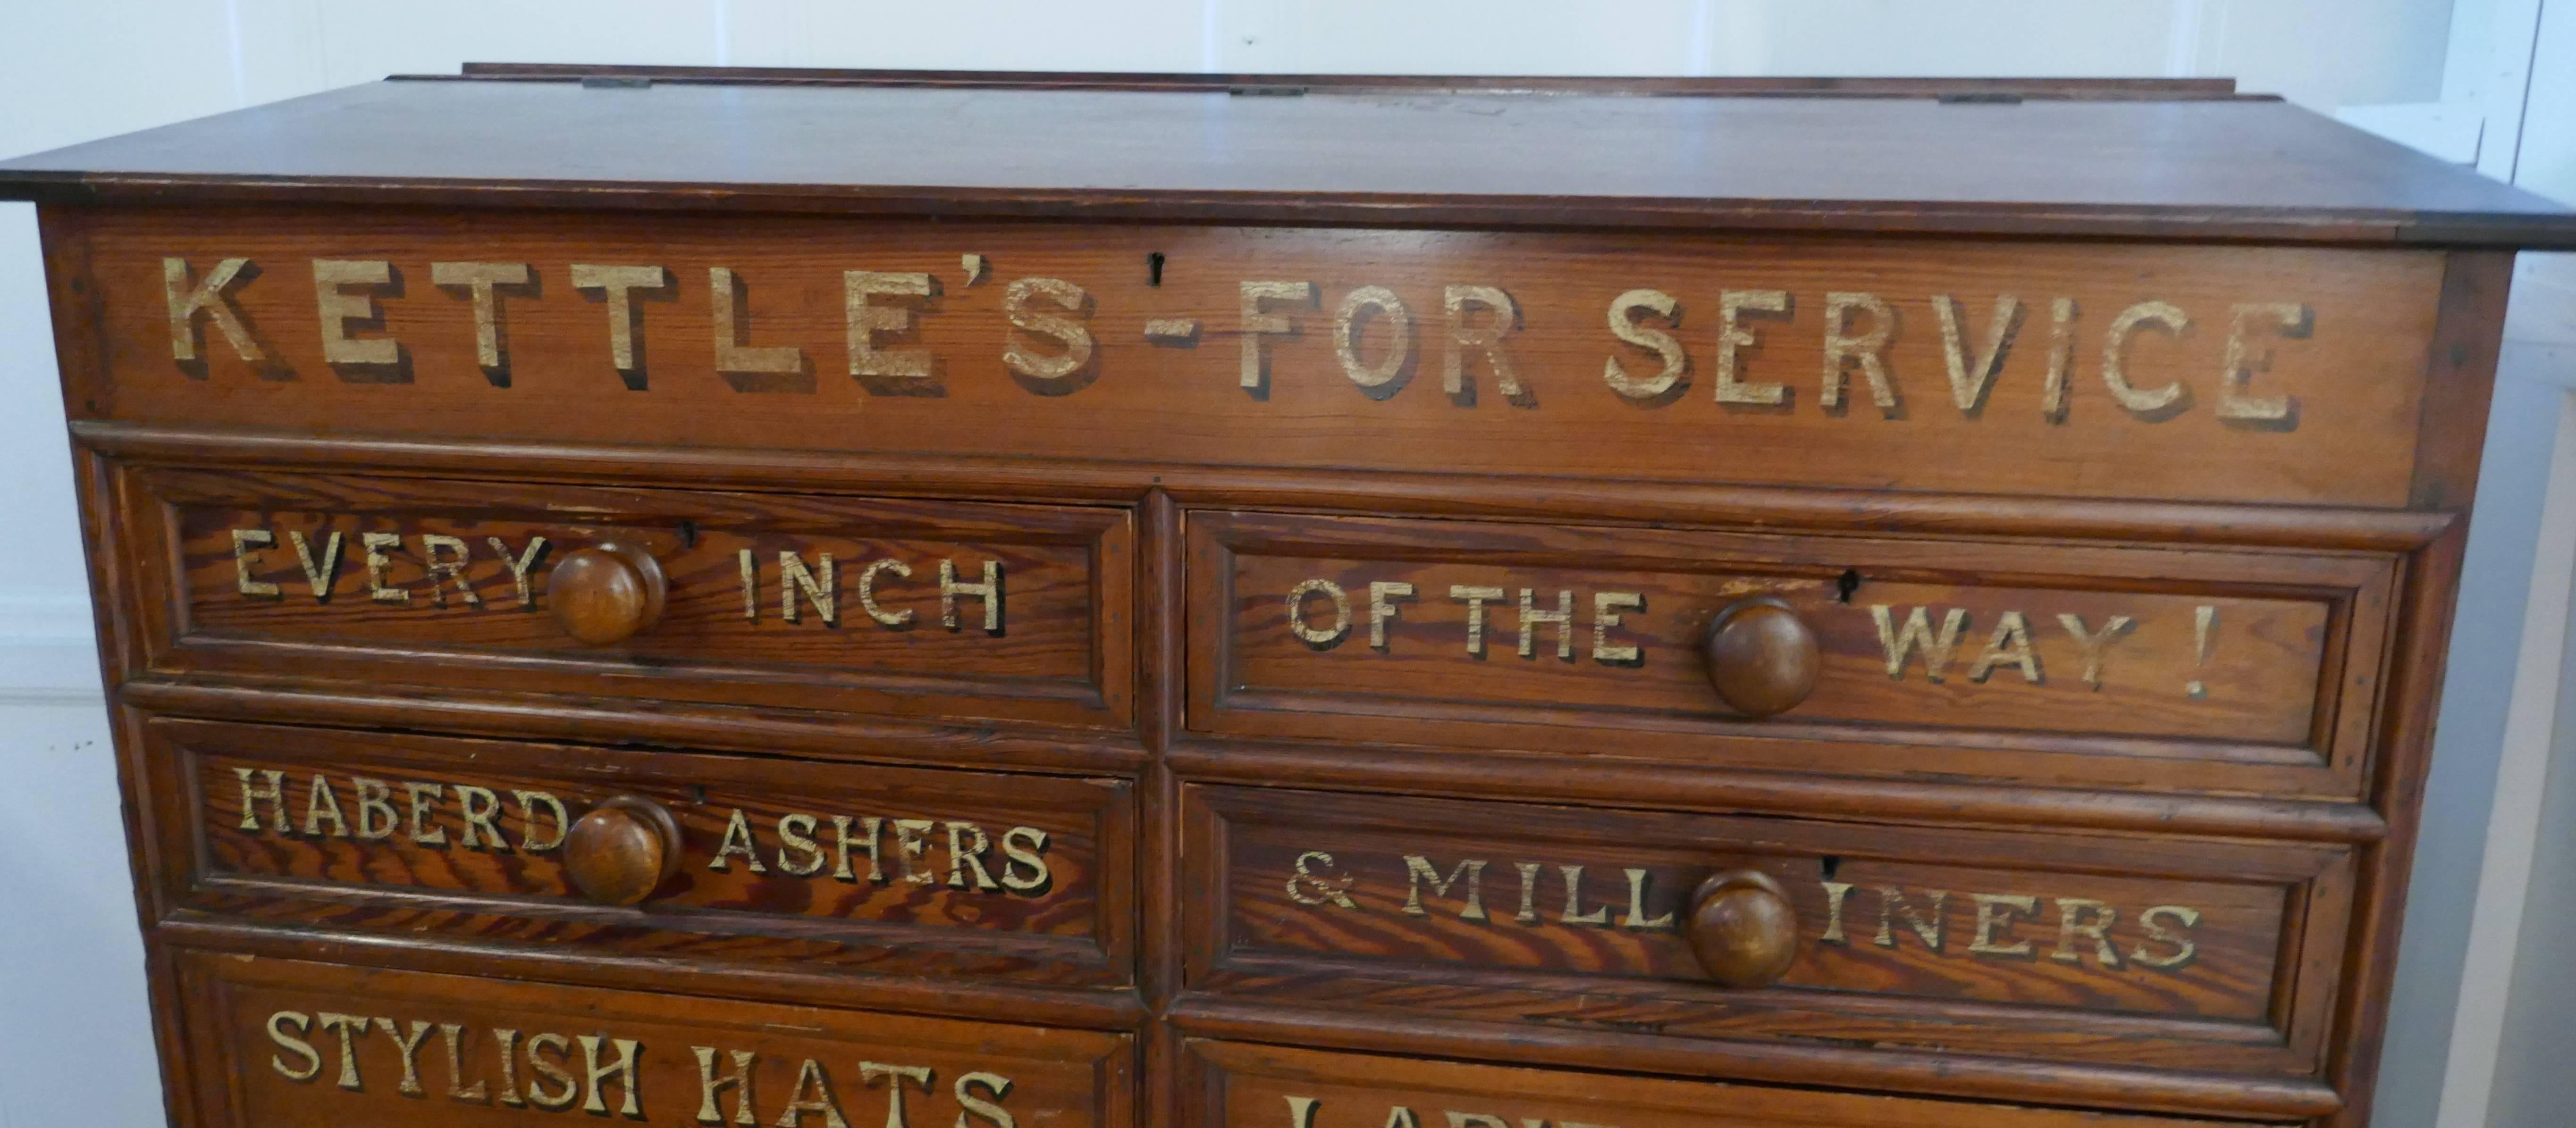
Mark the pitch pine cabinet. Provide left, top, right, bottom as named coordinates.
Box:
left=6, top=66, right=2574, bottom=1128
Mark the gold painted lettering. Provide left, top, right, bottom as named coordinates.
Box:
left=268, top=1011, right=321, bottom=1082
left=941, top=559, right=1002, bottom=633
left=1287, top=579, right=1353, bottom=649
left=488, top=535, right=546, bottom=608
left=525, top=1032, right=580, bottom=1111
left=235, top=767, right=286, bottom=833
left=1403, top=855, right=1489, bottom=920
left=1873, top=887, right=1948, bottom=951
left=316, top=1011, right=373, bottom=1090
left=571, top=265, right=671, bottom=375
left=2103, top=301, right=2189, bottom=416
left=420, top=534, right=482, bottom=607
left=292, top=530, right=345, bottom=602
left=1285, top=1096, right=1321, bottom=1128
left=1818, top=880, right=1855, bottom=944
left=711, top=808, right=769, bottom=873
left=165, top=257, right=262, bottom=363
left=1333, top=286, right=1414, bottom=392
left=1444, top=284, right=1523, bottom=401
left=860, top=1062, right=934, bottom=1128
left=1968, top=893, right=2038, bottom=957
left=375, top=1018, right=435, bottom=1097
left=834, top=815, right=886, bottom=884
left=999, top=826, right=1052, bottom=894
left=777, top=1058, right=849, bottom=1128
left=1002, top=277, right=1094, bottom=383
left=1448, top=1115, right=1508, bottom=1128
left=352, top=777, right=397, bottom=840
left=1592, top=591, right=1644, bottom=665
left=1715, top=289, right=1789, bottom=405
left=2041, top=296, right=2078, bottom=422
left=495, top=1028, right=527, bottom=1107
left=2218, top=302, right=2310, bottom=422
left=1621, top=867, right=1676, bottom=931
left=947, top=822, right=999, bottom=890
left=232, top=529, right=280, bottom=597
left=1240, top=281, right=1316, bottom=393
left=1289, top=850, right=1359, bottom=908
left=778, top=813, right=826, bottom=876
left=1934, top=294, right=2022, bottom=413
left=313, top=259, right=400, bottom=367
left=302, top=774, right=347, bottom=837
left=893, top=819, right=938, bottom=884
left=1385, top=1109, right=1423, bottom=1128
left=442, top=1023, right=489, bottom=1103
left=2055, top=613, right=2136, bottom=689
left=579, top=1034, right=645, bottom=1119
left=1603, top=288, right=1686, bottom=400
left=403, top=781, right=448, bottom=845
left=696, top=1046, right=758, bottom=1126
left=844, top=271, right=936, bottom=389
left=515, top=790, right=569, bottom=851
left=780, top=551, right=838, bottom=625
left=430, top=261, right=533, bottom=373
left=1559, top=865, right=1608, bottom=926
left=1871, top=605, right=1966, bottom=681
left=2052, top=898, right=2122, bottom=967
left=1966, top=610, right=2041, bottom=684
left=1518, top=588, right=1574, bottom=660
left=1448, top=585, right=1504, bottom=657
left=1820, top=292, right=1897, bottom=414
left=2131, top=904, right=2202, bottom=969
left=362, top=531, right=408, bottom=603
left=712, top=266, right=807, bottom=376
left=956, top=1073, right=1017, bottom=1128
left=858, top=559, right=914, bottom=627
left=455, top=785, right=503, bottom=850
left=1368, top=580, right=1415, bottom=651
left=1513, top=861, right=1541, bottom=924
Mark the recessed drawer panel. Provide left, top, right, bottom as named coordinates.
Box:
left=1188, top=510, right=2394, bottom=798
left=118, top=465, right=1133, bottom=731
left=1182, top=785, right=2352, bottom=1079
left=172, top=950, right=1132, bottom=1128
left=1182, top=1040, right=2240, bottom=1128
left=149, top=718, right=1133, bottom=988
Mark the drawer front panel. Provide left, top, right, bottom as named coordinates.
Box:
left=1190, top=510, right=2394, bottom=798
left=152, top=718, right=1133, bottom=986
left=73, top=209, right=2449, bottom=508
left=1183, top=1040, right=2239, bottom=1128
left=1184, top=785, right=2352, bottom=1075
left=173, top=951, right=1132, bottom=1128
left=121, top=465, right=1133, bottom=729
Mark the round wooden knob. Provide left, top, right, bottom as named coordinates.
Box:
left=1686, top=869, right=1800, bottom=988
left=561, top=796, right=682, bottom=907
left=546, top=542, right=666, bottom=645
left=1700, top=596, right=1820, bottom=718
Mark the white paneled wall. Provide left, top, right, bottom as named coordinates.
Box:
left=0, top=1, right=2529, bottom=1123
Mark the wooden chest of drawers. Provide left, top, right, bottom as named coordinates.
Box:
left=8, top=66, right=2574, bottom=1128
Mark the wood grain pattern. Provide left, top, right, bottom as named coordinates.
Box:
left=1191, top=510, right=2394, bottom=800
left=59, top=207, right=2461, bottom=508
left=120, top=465, right=1134, bottom=731
left=1181, top=1039, right=2246, bottom=1128
left=171, top=949, right=1134, bottom=1128
left=1183, top=785, right=2350, bottom=1078
left=151, top=717, right=1135, bottom=990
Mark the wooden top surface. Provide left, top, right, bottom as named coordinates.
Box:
left=4, top=67, right=2573, bottom=246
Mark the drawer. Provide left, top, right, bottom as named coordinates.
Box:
left=113, top=464, right=1133, bottom=731
left=1180, top=1040, right=2240, bottom=1128
left=1188, top=510, right=2395, bottom=799
left=171, top=950, right=1132, bottom=1128
left=1182, top=785, right=2352, bottom=1089
left=147, top=717, right=1133, bottom=989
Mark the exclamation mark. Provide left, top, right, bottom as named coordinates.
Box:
left=2187, top=605, right=2215, bottom=699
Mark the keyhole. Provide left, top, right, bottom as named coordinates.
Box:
left=1820, top=855, right=1843, bottom=881
left=1835, top=569, right=1861, bottom=604
left=1147, top=252, right=1166, bottom=287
